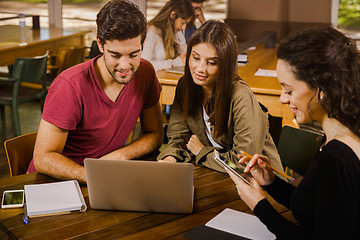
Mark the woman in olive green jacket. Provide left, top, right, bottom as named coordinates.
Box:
left=157, top=20, right=283, bottom=173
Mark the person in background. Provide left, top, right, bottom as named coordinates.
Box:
left=142, top=0, right=194, bottom=71
left=185, top=0, right=207, bottom=43
left=30, top=0, right=163, bottom=183
left=157, top=20, right=283, bottom=175
left=227, top=26, right=360, bottom=239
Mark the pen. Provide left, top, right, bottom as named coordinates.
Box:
left=239, top=151, right=295, bottom=182
left=23, top=203, right=29, bottom=224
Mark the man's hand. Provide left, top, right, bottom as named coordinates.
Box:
left=194, top=7, right=205, bottom=24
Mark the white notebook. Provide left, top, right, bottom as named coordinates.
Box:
left=206, top=208, right=276, bottom=240
left=24, top=180, right=87, bottom=218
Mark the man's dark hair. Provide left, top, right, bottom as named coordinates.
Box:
left=96, top=0, right=147, bottom=45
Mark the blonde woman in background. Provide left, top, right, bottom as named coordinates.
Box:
left=142, top=0, right=194, bottom=71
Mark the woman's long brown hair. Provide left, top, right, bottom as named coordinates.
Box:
left=183, top=20, right=238, bottom=137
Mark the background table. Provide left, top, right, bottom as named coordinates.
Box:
left=0, top=25, right=90, bottom=67
left=0, top=167, right=296, bottom=239
left=157, top=43, right=296, bottom=127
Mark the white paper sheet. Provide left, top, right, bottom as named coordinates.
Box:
left=205, top=208, right=276, bottom=240
left=255, top=68, right=278, bottom=77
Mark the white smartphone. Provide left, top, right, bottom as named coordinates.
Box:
left=1, top=190, right=25, bottom=208
left=213, top=150, right=253, bottom=186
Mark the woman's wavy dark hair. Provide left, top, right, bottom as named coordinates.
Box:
left=96, top=0, right=147, bottom=45
left=183, top=20, right=238, bottom=137
left=278, top=26, right=360, bottom=137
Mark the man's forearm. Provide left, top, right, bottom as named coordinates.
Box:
left=34, top=152, right=86, bottom=184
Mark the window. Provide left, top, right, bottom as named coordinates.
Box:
left=338, top=0, right=360, bottom=32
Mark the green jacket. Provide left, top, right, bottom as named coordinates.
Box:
left=158, top=77, right=284, bottom=174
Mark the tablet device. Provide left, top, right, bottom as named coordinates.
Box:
left=213, top=150, right=253, bottom=186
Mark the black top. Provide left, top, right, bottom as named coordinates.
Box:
left=253, top=140, right=360, bottom=239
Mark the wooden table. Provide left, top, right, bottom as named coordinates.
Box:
left=0, top=25, right=90, bottom=67
left=0, top=167, right=296, bottom=239
left=157, top=44, right=296, bottom=127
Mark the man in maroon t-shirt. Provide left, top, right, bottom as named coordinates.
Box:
left=31, top=0, right=163, bottom=184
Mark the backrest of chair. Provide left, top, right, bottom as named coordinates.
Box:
left=4, top=132, right=37, bottom=177
left=277, top=125, right=325, bottom=176
left=13, top=52, right=48, bottom=85
left=89, top=40, right=102, bottom=59
left=56, top=46, right=85, bottom=75
left=268, top=114, right=282, bottom=146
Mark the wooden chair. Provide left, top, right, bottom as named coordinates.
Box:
left=47, top=46, right=85, bottom=84
left=4, top=132, right=37, bottom=177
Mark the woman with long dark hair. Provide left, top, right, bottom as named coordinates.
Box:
left=158, top=20, right=283, bottom=174
left=227, top=26, right=360, bottom=239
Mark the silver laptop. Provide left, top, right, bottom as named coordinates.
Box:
left=84, top=159, right=194, bottom=214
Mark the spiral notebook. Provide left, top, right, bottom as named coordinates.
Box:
left=24, top=180, right=87, bottom=218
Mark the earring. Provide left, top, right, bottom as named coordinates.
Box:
left=320, top=95, right=324, bottom=101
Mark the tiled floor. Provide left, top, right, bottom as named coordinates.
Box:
left=0, top=101, right=42, bottom=179
left=0, top=0, right=226, bottom=179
